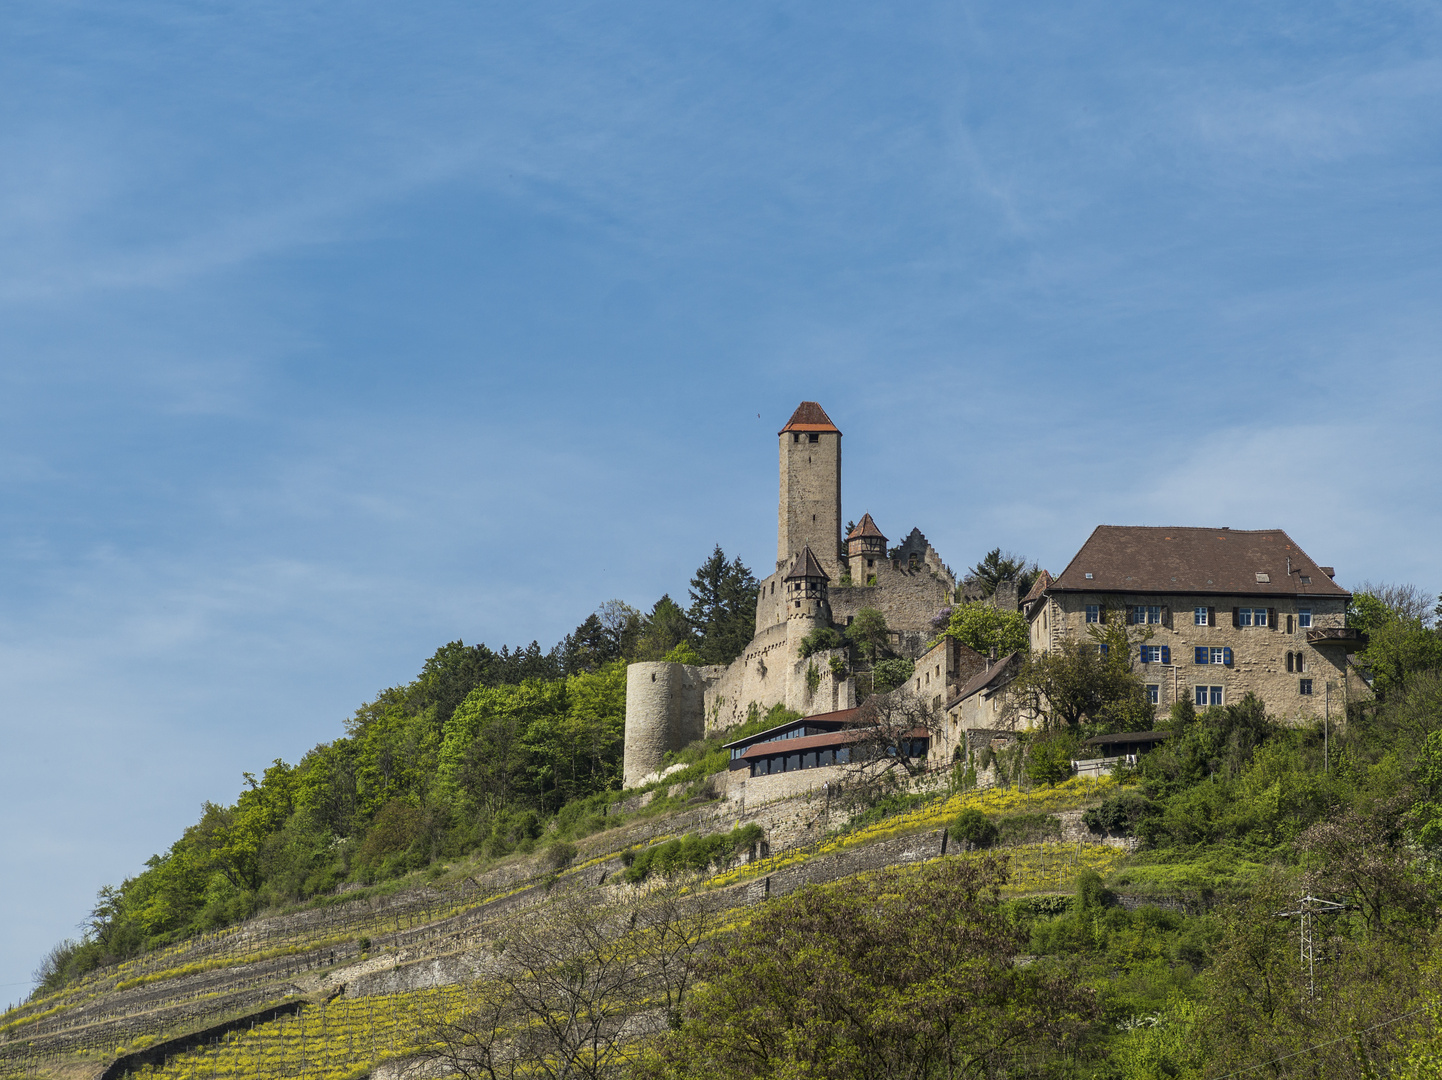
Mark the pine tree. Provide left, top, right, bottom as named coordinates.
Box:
left=687, top=546, right=758, bottom=665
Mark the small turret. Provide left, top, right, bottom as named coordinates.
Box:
left=845, top=513, right=887, bottom=584
left=783, top=545, right=832, bottom=627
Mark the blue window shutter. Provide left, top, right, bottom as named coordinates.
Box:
left=1140, top=645, right=1147, bottom=664
left=1223, top=647, right=1233, bottom=665
left=1100, top=643, right=1109, bottom=657
left=1194, top=646, right=1205, bottom=665
left=1161, top=646, right=1170, bottom=665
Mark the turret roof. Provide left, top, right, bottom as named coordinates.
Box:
left=779, top=401, right=841, bottom=435
left=783, top=545, right=831, bottom=582
left=847, top=513, right=887, bottom=541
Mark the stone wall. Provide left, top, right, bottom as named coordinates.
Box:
left=702, top=625, right=852, bottom=734
left=831, top=563, right=952, bottom=659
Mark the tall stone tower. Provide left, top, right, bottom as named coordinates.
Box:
left=777, top=401, right=842, bottom=579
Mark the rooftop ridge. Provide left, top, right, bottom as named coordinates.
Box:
left=779, top=401, right=840, bottom=435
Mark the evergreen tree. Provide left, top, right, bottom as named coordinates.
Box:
left=968, top=547, right=1040, bottom=597
left=687, top=546, right=758, bottom=665
left=634, top=594, right=695, bottom=660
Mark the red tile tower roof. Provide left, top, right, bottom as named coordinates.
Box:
left=779, top=401, right=841, bottom=436
left=847, top=513, right=887, bottom=541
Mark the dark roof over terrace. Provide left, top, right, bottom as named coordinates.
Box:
left=721, top=707, right=859, bottom=752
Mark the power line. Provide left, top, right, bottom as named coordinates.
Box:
left=1210, top=1005, right=1429, bottom=1079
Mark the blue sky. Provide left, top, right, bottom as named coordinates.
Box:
left=3, top=0, right=1441, bottom=996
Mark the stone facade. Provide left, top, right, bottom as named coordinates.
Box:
left=830, top=556, right=954, bottom=660
left=777, top=404, right=843, bottom=580
left=1025, top=526, right=1365, bottom=724
left=622, top=662, right=713, bottom=787
left=1032, top=591, right=1354, bottom=720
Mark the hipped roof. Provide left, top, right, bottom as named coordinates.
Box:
left=1049, top=526, right=1349, bottom=599
left=780, top=401, right=841, bottom=435
left=784, top=545, right=831, bottom=581
left=847, top=513, right=887, bottom=541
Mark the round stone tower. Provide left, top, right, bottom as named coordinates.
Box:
left=622, top=661, right=706, bottom=788
left=845, top=512, right=887, bottom=585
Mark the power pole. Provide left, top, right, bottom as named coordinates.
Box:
left=1275, top=895, right=1346, bottom=998
left=1324, top=680, right=1337, bottom=774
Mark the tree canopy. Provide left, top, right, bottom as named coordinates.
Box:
left=938, top=602, right=1029, bottom=658
left=1003, top=618, right=1152, bottom=733
left=687, top=545, right=758, bottom=665
left=966, top=547, right=1040, bottom=598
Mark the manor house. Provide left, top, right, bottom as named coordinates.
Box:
left=1021, top=525, right=1364, bottom=721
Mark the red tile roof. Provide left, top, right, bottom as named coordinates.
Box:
left=741, top=729, right=859, bottom=759
left=779, top=401, right=841, bottom=435
left=1049, top=526, right=1349, bottom=599
left=847, top=512, right=887, bottom=541
left=740, top=724, right=928, bottom=759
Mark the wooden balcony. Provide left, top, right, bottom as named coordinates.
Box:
left=1306, top=627, right=1369, bottom=650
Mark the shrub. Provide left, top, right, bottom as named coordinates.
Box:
left=1026, top=739, right=1073, bottom=787
left=543, top=841, right=578, bottom=871
left=872, top=657, right=915, bottom=693
left=1083, top=790, right=1153, bottom=835
left=622, top=824, right=764, bottom=883
left=950, top=808, right=999, bottom=849
left=1074, top=869, right=1114, bottom=912
left=798, top=626, right=845, bottom=658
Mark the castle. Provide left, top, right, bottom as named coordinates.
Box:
left=622, top=402, right=958, bottom=787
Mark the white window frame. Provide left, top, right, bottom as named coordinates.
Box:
left=1142, top=644, right=1164, bottom=663
left=1209, top=647, right=1225, bottom=665
left=1194, top=685, right=1224, bottom=707
left=1085, top=604, right=1099, bottom=624
left=1144, top=605, right=1162, bottom=624
left=1146, top=684, right=1160, bottom=705
left=1194, top=607, right=1208, bottom=626
left=1298, top=608, right=1312, bottom=628
left=1238, top=608, right=1253, bottom=627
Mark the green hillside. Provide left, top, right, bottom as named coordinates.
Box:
left=4, top=571, right=1442, bottom=1079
